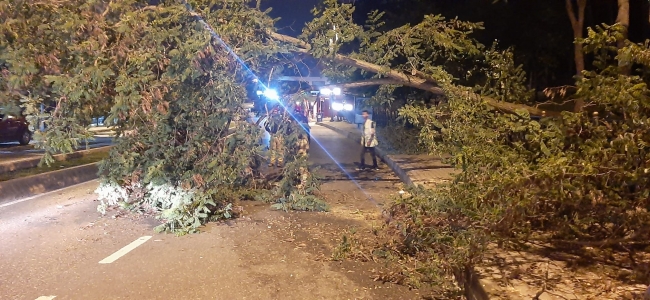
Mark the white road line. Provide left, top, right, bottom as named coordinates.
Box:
left=35, top=296, right=56, bottom=300
left=99, top=236, right=152, bottom=264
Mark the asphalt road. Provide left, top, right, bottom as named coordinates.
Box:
left=0, top=125, right=412, bottom=300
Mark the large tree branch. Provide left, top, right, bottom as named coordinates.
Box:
left=321, top=78, right=409, bottom=90
left=270, top=32, right=549, bottom=116
left=565, top=0, right=579, bottom=32
left=268, top=31, right=312, bottom=50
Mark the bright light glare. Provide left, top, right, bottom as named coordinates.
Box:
left=332, top=102, right=343, bottom=111
left=295, top=101, right=300, bottom=105
left=256, top=90, right=263, bottom=95
left=343, top=103, right=353, bottom=111
left=263, top=89, right=279, bottom=100
left=320, top=88, right=331, bottom=96
left=332, top=87, right=341, bottom=95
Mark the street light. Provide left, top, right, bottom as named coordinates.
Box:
left=263, top=89, right=279, bottom=101
left=320, top=86, right=343, bottom=122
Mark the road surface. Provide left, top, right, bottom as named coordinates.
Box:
left=0, top=125, right=420, bottom=300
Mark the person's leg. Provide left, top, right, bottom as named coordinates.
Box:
left=298, top=166, right=308, bottom=188
left=269, top=136, right=277, bottom=166
left=359, top=146, right=367, bottom=169
left=369, top=147, right=378, bottom=168
left=276, top=136, right=284, bottom=166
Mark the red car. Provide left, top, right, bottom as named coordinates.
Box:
left=0, top=114, right=31, bottom=145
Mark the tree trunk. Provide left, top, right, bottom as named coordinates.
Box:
left=270, top=31, right=551, bottom=117
left=616, top=0, right=631, bottom=75
left=565, top=0, right=587, bottom=112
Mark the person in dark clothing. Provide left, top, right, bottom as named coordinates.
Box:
left=265, top=109, right=288, bottom=167
left=295, top=113, right=311, bottom=143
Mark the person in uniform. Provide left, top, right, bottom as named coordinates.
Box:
left=265, top=107, right=286, bottom=167
left=295, top=130, right=310, bottom=189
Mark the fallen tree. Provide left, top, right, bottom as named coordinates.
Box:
left=268, top=31, right=553, bottom=116
left=3, top=2, right=649, bottom=297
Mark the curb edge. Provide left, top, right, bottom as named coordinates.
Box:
left=0, top=162, right=100, bottom=205
left=0, top=145, right=112, bottom=174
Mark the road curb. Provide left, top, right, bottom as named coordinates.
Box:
left=0, top=145, right=112, bottom=174
left=317, top=122, right=490, bottom=300
left=0, top=162, right=100, bottom=205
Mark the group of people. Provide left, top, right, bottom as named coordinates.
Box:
left=264, top=105, right=379, bottom=172
left=264, top=106, right=311, bottom=187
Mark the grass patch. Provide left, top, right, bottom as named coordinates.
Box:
left=0, top=150, right=108, bottom=182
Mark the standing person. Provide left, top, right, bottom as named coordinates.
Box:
left=296, top=113, right=311, bottom=144
left=357, top=110, right=379, bottom=171
left=265, top=107, right=285, bottom=167
left=294, top=127, right=310, bottom=189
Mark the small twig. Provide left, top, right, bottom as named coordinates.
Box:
left=532, top=261, right=549, bottom=300
left=267, top=66, right=274, bottom=87
left=101, top=0, right=112, bottom=17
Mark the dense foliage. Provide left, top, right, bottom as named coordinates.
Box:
left=390, top=25, right=650, bottom=293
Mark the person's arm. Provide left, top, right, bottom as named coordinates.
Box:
left=264, top=120, right=271, bottom=133
left=367, top=121, right=376, bottom=146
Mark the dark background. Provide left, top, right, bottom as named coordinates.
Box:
left=263, top=0, right=650, bottom=89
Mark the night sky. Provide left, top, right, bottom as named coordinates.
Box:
left=261, top=0, right=322, bottom=36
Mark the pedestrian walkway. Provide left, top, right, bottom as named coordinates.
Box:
left=317, top=121, right=456, bottom=188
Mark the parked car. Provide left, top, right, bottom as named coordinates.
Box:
left=0, top=114, right=31, bottom=145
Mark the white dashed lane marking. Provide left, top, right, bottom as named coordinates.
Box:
left=98, top=236, right=152, bottom=264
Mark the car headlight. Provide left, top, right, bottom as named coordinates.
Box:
left=343, top=104, right=353, bottom=111
left=332, top=103, right=343, bottom=111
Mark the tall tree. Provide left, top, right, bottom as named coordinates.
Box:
left=566, top=0, right=587, bottom=111
left=616, top=0, right=631, bottom=74
left=616, top=0, right=630, bottom=42
left=566, top=0, right=588, bottom=76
